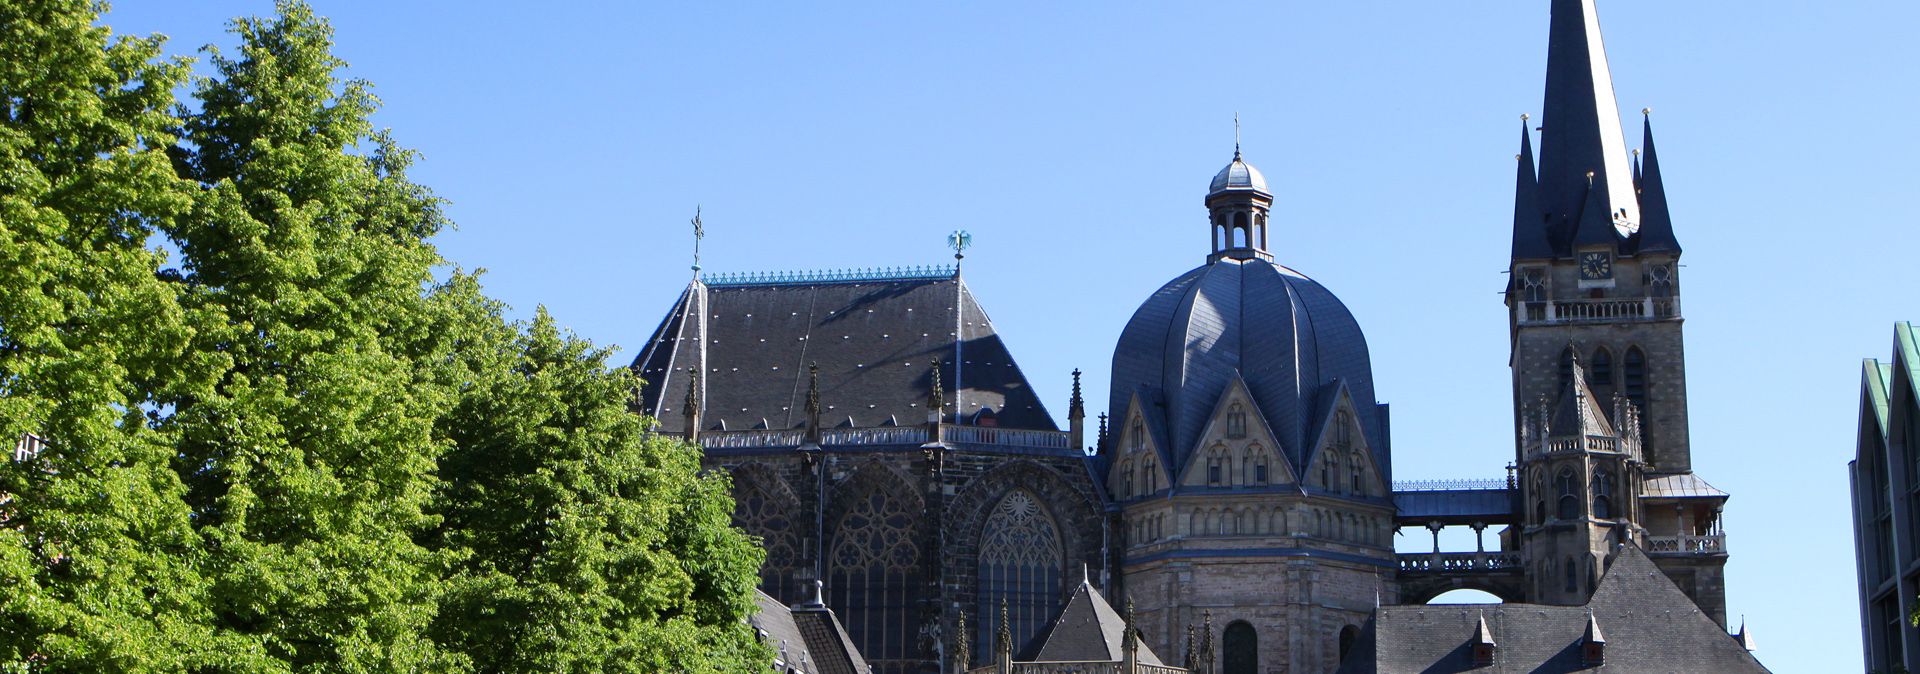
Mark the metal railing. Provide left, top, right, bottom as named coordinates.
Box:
left=1393, top=478, right=1510, bottom=492
left=693, top=425, right=1073, bottom=451
left=1519, top=297, right=1681, bottom=325
left=1398, top=551, right=1523, bottom=573
left=702, top=264, right=956, bottom=287
left=1645, top=534, right=1726, bottom=555
left=967, top=663, right=1188, bottom=674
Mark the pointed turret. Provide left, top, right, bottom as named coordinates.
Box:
left=1069, top=368, right=1086, bottom=451
left=804, top=362, right=823, bottom=445
left=1635, top=111, right=1682, bottom=254
left=1511, top=116, right=1552, bottom=260
left=1537, top=0, right=1638, bottom=249
left=1550, top=350, right=1616, bottom=439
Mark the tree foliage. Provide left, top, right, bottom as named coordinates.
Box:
left=0, top=1, right=766, bottom=671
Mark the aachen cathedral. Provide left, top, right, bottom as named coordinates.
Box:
left=632, top=2, right=1768, bottom=672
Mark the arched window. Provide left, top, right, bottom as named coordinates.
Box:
left=1121, top=461, right=1136, bottom=499
left=1339, top=625, right=1361, bottom=663
left=1592, top=469, right=1614, bottom=519
left=1142, top=455, right=1157, bottom=492
left=831, top=487, right=923, bottom=673
left=1250, top=446, right=1269, bottom=485
left=1556, top=468, right=1580, bottom=520
left=1232, top=212, right=1249, bottom=247
left=733, top=471, right=803, bottom=604
left=1334, top=411, right=1353, bottom=447
left=1224, top=620, right=1258, bottom=674
left=1349, top=453, right=1365, bottom=495
left=1131, top=419, right=1146, bottom=452
left=1226, top=404, right=1248, bottom=438
left=1531, top=467, right=1546, bottom=525
left=976, top=491, right=1065, bottom=667
left=1589, top=347, right=1614, bottom=398
left=1559, top=346, right=1577, bottom=390
left=1207, top=446, right=1228, bottom=486
left=1623, top=347, right=1648, bottom=418
left=1328, top=453, right=1343, bottom=494
left=1564, top=557, right=1578, bottom=593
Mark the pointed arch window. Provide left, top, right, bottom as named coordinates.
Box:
left=1592, top=469, right=1615, bottom=519
left=1327, top=452, right=1343, bottom=493
left=1556, top=468, right=1580, bottom=520
left=1589, top=348, right=1614, bottom=399
left=1226, top=404, right=1248, bottom=438
left=1131, top=419, right=1146, bottom=453
left=1141, top=454, right=1157, bottom=493
left=1250, top=445, right=1269, bottom=486
left=1531, top=467, right=1546, bottom=525
left=733, top=474, right=803, bottom=604
left=1647, top=263, right=1675, bottom=298
left=1349, top=453, right=1365, bottom=495
left=1121, top=460, right=1136, bottom=499
left=975, top=491, right=1065, bottom=667
left=1207, top=446, right=1228, bottom=486
left=1623, top=347, right=1648, bottom=417
left=1564, top=557, right=1579, bottom=593
left=1334, top=411, right=1353, bottom=448
left=830, top=488, right=923, bottom=674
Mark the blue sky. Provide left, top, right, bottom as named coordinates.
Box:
left=102, top=2, right=1920, bottom=671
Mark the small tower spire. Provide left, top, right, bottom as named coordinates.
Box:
left=1634, top=109, right=1682, bottom=254
left=1097, top=413, right=1110, bottom=450
left=1068, top=369, right=1086, bottom=451
left=1198, top=610, right=1216, bottom=674
left=1233, top=111, right=1242, bottom=159
left=995, top=598, right=1013, bottom=668
left=927, top=361, right=945, bottom=424
left=953, top=611, right=971, bottom=671
left=1511, top=114, right=1551, bottom=260
left=804, top=362, right=822, bottom=445
left=682, top=368, right=702, bottom=444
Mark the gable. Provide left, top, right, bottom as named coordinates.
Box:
left=1303, top=386, right=1386, bottom=497
left=1108, top=393, right=1172, bottom=500
left=1176, top=375, right=1296, bottom=488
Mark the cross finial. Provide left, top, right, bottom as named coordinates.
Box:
left=1233, top=112, right=1242, bottom=159
left=690, top=206, right=704, bottom=275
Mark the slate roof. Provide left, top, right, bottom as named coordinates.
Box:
left=1393, top=488, right=1515, bottom=523
left=1022, top=577, right=1163, bottom=665
left=751, top=589, right=872, bottom=674
left=1108, top=257, right=1383, bottom=481
left=633, top=274, right=1056, bottom=434
left=1336, top=546, right=1768, bottom=673
left=1640, top=473, right=1728, bottom=499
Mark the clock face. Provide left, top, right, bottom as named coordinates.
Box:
left=1579, top=251, right=1613, bottom=280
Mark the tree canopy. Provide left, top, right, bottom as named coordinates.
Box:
left=0, top=1, right=766, bottom=671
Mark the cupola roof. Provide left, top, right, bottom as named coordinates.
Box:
left=1208, top=152, right=1269, bottom=195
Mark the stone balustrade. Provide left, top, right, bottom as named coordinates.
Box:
left=691, top=425, right=1074, bottom=451
left=1398, top=551, right=1523, bottom=573
left=1519, top=296, right=1680, bottom=325
left=1645, top=533, right=1726, bottom=555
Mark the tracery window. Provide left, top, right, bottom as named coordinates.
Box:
left=1623, top=348, right=1647, bottom=417
left=1226, top=404, right=1248, bottom=438
left=733, top=474, right=804, bottom=604
left=1207, top=446, right=1228, bottom=486
left=1250, top=446, right=1269, bottom=485
left=1520, top=267, right=1548, bottom=302
left=1556, top=468, right=1580, bottom=520
left=1646, top=263, right=1675, bottom=297
left=1589, top=347, right=1614, bottom=397
left=831, top=488, right=922, bottom=674
left=1349, top=454, right=1365, bottom=495
left=976, top=491, right=1065, bottom=666
left=1592, top=469, right=1614, bottom=519
left=1141, top=455, right=1157, bottom=493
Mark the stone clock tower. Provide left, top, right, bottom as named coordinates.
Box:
left=1505, top=0, right=1729, bottom=625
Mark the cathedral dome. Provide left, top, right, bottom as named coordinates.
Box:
left=1208, top=154, right=1268, bottom=195
left=1107, top=259, right=1379, bottom=471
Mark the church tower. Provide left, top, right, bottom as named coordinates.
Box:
left=1508, top=0, right=1729, bottom=625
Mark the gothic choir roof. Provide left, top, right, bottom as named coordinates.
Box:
left=632, top=272, right=1056, bottom=434
left=1337, top=547, right=1766, bottom=673
left=1108, top=256, right=1382, bottom=476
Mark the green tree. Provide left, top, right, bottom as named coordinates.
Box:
left=428, top=297, right=767, bottom=673
left=163, top=2, right=462, bottom=670
left=0, top=2, right=770, bottom=671
left=0, top=1, right=245, bottom=670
